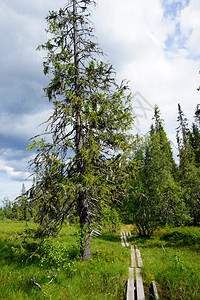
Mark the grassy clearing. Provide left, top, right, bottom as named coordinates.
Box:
left=0, top=221, right=129, bottom=300
left=128, top=226, right=200, bottom=299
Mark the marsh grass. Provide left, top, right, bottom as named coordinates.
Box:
left=0, top=221, right=129, bottom=299
left=1, top=221, right=199, bottom=299
left=128, top=226, right=200, bottom=299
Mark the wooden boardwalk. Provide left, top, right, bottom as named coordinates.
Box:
left=121, top=231, right=159, bottom=300
left=121, top=231, right=130, bottom=247
left=127, top=244, right=145, bottom=300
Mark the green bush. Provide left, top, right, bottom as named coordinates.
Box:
left=39, top=240, right=77, bottom=276
left=161, top=227, right=200, bottom=246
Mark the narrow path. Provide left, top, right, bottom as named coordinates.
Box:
left=128, top=245, right=145, bottom=300
left=121, top=231, right=159, bottom=300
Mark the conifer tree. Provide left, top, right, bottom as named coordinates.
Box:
left=28, top=0, right=134, bottom=259
left=194, top=104, right=200, bottom=126
left=176, top=104, right=200, bottom=225
left=176, top=103, right=194, bottom=173
left=190, top=105, right=200, bottom=167
left=13, top=184, right=31, bottom=221
left=126, top=106, right=188, bottom=236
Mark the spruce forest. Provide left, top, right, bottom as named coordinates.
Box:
left=0, top=0, right=200, bottom=299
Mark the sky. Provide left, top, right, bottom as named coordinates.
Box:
left=0, top=0, right=200, bottom=202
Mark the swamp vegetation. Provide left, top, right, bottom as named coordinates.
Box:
left=0, top=221, right=199, bottom=299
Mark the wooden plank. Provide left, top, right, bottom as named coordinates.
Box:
left=126, top=239, right=130, bottom=247
left=131, top=245, right=137, bottom=268
left=162, top=245, right=167, bottom=256
left=122, top=231, right=129, bottom=247
left=152, top=281, right=159, bottom=299
left=127, top=268, right=134, bottom=300
left=124, top=232, right=129, bottom=247
left=136, top=268, right=145, bottom=300
left=121, top=235, right=125, bottom=247
left=126, top=231, right=129, bottom=247
left=135, top=245, right=143, bottom=267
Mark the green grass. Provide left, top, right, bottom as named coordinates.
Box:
left=1, top=221, right=200, bottom=299
left=0, top=221, right=130, bottom=300
left=128, top=226, right=200, bottom=299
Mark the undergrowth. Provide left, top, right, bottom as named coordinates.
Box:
left=0, top=221, right=129, bottom=300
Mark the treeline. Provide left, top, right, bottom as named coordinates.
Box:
left=0, top=184, right=33, bottom=221
left=124, top=104, right=200, bottom=236
left=0, top=184, right=120, bottom=232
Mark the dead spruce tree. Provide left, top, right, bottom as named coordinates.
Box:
left=28, top=0, right=134, bottom=260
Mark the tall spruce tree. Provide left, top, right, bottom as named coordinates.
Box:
left=126, top=106, right=188, bottom=236
left=194, top=104, right=200, bottom=126
left=28, top=0, right=134, bottom=260
left=176, top=103, right=194, bottom=173
left=176, top=104, right=200, bottom=225
left=190, top=105, right=200, bottom=167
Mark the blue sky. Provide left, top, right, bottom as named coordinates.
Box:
left=162, top=0, right=190, bottom=18
left=0, top=0, right=200, bottom=202
left=163, top=0, right=190, bottom=54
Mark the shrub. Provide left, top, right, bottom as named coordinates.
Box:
left=161, top=227, right=200, bottom=246
left=40, top=240, right=77, bottom=276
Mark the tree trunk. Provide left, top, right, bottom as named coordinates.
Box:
left=73, top=0, right=91, bottom=260
left=78, top=190, right=91, bottom=260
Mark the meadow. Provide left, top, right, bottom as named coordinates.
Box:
left=0, top=221, right=200, bottom=299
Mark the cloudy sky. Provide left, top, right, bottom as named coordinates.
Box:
left=0, top=0, right=200, bottom=202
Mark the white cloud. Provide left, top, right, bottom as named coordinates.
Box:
left=0, top=109, right=53, bottom=141
left=94, top=0, right=166, bottom=53
left=0, top=174, right=32, bottom=202
left=0, top=160, right=30, bottom=181
left=180, top=0, right=200, bottom=57
left=94, top=0, right=199, bottom=134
